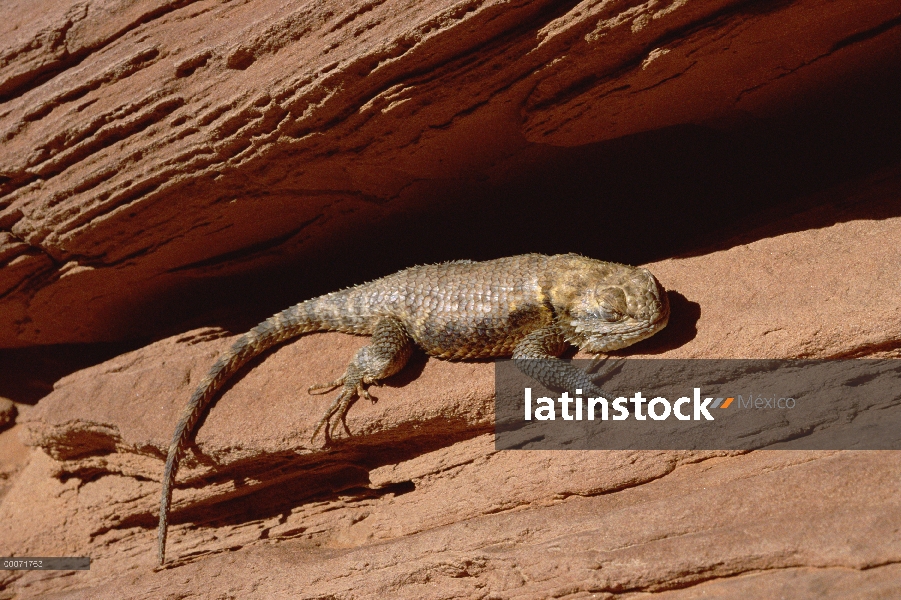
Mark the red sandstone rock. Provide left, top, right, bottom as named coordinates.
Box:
left=1, top=0, right=901, bottom=597
left=2, top=191, right=900, bottom=597
left=0, top=0, right=899, bottom=346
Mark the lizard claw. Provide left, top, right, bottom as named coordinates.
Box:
left=338, top=412, right=352, bottom=437
left=360, top=386, right=375, bottom=404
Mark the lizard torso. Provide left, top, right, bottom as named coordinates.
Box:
left=295, top=254, right=667, bottom=357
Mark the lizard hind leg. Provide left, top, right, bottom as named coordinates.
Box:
left=310, top=316, right=414, bottom=444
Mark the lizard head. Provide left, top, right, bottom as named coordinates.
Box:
left=559, top=265, right=670, bottom=353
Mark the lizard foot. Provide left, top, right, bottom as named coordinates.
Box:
left=310, top=379, right=375, bottom=445
left=307, top=317, right=412, bottom=445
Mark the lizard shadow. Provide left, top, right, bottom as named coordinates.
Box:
left=611, top=291, right=700, bottom=356
left=130, top=416, right=491, bottom=568
left=376, top=347, right=428, bottom=389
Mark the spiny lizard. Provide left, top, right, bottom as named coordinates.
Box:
left=157, top=253, right=669, bottom=564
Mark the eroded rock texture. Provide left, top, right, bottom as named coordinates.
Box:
left=1, top=0, right=899, bottom=345
left=1, top=0, right=900, bottom=598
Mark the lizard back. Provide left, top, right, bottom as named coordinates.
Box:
left=318, top=254, right=651, bottom=359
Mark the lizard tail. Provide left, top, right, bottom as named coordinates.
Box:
left=157, top=302, right=321, bottom=565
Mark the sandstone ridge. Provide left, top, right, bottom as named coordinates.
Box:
left=1, top=0, right=900, bottom=345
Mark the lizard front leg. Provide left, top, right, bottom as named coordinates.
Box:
left=512, top=325, right=614, bottom=399
left=309, top=316, right=413, bottom=444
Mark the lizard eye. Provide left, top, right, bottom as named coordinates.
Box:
left=592, top=307, right=622, bottom=322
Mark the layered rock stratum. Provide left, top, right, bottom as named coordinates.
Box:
left=1, top=0, right=900, bottom=598
left=1, top=0, right=899, bottom=346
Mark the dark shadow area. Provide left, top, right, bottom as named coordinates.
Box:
left=117, top=423, right=492, bottom=547
left=613, top=291, right=701, bottom=355
left=378, top=349, right=429, bottom=388
left=0, top=342, right=141, bottom=405
left=5, top=42, right=901, bottom=400
left=199, top=45, right=901, bottom=335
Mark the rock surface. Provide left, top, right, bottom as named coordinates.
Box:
left=2, top=187, right=901, bottom=597
left=1, top=0, right=900, bottom=346
left=1, top=0, right=901, bottom=598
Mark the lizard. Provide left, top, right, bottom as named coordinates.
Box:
left=157, top=253, right=670, bottom=565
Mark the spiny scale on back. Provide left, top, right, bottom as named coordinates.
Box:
left=157, top=254, right=669, bottom=565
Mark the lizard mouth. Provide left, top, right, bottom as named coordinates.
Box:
left=566, top=314, right=668, bottom=353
